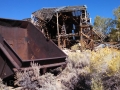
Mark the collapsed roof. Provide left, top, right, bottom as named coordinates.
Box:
left=32, top=5, right=87, bottom=22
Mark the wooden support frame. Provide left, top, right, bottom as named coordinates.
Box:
left=80, top=25, right=83, bottom=51
left=33, top=7, right=98, bottom=50
left=79, top=24, right=94, bottom=51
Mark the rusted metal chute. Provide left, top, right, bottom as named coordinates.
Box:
left=0, top=18, right=67, bottom=79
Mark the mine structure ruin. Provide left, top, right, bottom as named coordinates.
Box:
left=29, top=5, right=105, bottom=51
left=0, top=5, right=108, bottom=83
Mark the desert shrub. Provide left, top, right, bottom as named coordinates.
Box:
left=90, top=48, right=120, bottom=90
left=63, top=50, right=91, bottom=90
left=67, top=50, right=90, bottom=69
left=71, top=43, right=80, bottom=50
left=0, top=78, right=9, bottom=90
left=13, top=47, right=120, bottom=90
left=15, top=62, right=41, bottom=89
left=109, top=28, right=120, bottom=42
left=14, top=50, right=92, bottom=90
left=90, top=47, right=120, bottom=75
left=91, top=77, right=104, bottom=90
left=75, top=74, right=91, bottom=90
left=15, top=62, right=63, bottom=90
left=107, top=50, right=120, bottom=75
left=102, top=75, right=120, bottom=90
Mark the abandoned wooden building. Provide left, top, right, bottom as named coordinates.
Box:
left=24, top=5, right=105, bottom=50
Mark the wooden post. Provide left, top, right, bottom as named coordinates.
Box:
left=90, top=26, right=94, bottom=50
left=56, top=12, right=60, bottom=47
left=80, top=26, right=83, bottom=52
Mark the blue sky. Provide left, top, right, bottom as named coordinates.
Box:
left=0, top=0, right=120, bottom=24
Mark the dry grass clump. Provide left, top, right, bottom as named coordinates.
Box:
left=71, top=43, right=80, bottom=50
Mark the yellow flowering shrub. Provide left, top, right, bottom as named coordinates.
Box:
left=90, top=47, right=120, bottom=75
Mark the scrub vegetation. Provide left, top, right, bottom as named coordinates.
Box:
left=1, top=47, right=120, bottom=90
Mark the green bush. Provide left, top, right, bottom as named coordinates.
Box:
left=109, top=28, right=120, bottom=42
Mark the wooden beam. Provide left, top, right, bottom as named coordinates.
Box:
left=56, top=12, right=60, bottom=47
left=80, top=26, right=83, bottom=51
left=81, top=32, right=90, bottom=39
left=90, top=26, right=94, bottom=50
